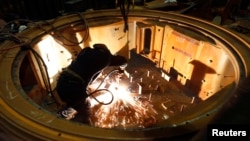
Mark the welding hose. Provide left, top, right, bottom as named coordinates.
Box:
left=87, top=69, right=121, bottom=105
left=88, top=89, right=114, bottom=105
left=119, top=0, right=131, bottom=32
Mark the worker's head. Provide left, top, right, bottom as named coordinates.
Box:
left=75, top=43, right=127, bottom=80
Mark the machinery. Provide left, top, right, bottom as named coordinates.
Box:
left=0, top=9, right=250, bottom=140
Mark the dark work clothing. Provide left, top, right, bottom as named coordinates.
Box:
left=56, top=70, right=86, bottom=108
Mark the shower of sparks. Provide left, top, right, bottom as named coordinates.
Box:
left=87, top=70, right=158, bottom=129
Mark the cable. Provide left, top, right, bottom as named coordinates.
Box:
left=118, top=0, right=132, bottom=32
left=35, top=12, right=89, bottom=47
left=24, top=46, right=55, bottom=105
left=0, top=13, right=90, bottom=107
left=0, top=12, right=89, bottom=47
left=0, top=33, right=52, bottom=100
left=0, top=13, right=125, bottom=106
left=87, top=69, right=120, bottom=105
left=0, top=19, right=33, bottom=33
left=0, top=32, right=53, bottom=100
left=0, top=31, right=56, bottom=105
left=57, top=12, right=89, bottom=46
left=0, top=33, right=31, bottom=51
left=88, top=89, right=114, bottom=105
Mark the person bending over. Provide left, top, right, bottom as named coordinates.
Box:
left=56, top=43, right=127, bottom=122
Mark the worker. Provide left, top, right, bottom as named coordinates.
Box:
left=56, top=43, right=127, bottom=122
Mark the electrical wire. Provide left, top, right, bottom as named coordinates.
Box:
left=0, top=12, right=126, bottom=106
left=0, top=13, right=90, bottom=106
left=57, top=12, right=89, bottom=46
left=29, top=48, right=54, bottom=100
left=88, top=89, right=114, bottom=105
left=0, top=34, right=55, bottom=105
left=35, top=12, right=89, bottom=47
left=87, top=69, right=121, bottom=105
left=0, top=33, right=31, bottom=51
left=20, top=45, right=56, bottom=105
left=0, top=12, right=89, bottom=47
left=118, top=0, right=132, bottom=32
left=0, top=19, right=33, bottom=33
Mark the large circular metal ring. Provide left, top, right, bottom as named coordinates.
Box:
left=0, top=9, right=249, bottom=140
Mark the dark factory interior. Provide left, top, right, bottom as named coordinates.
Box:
left=1, top=0, right=250, bottom=29
left=0, top=0, right=250, bottom=141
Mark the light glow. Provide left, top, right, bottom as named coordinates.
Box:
left=34, top=35, right=72, bottom=89
left=87, top=70, right=158, bottom=129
